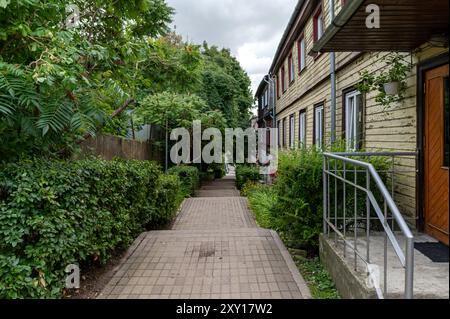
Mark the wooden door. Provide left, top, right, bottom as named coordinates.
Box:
left=424, top=64, right=449, bottom=245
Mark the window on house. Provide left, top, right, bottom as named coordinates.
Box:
left=298, top=35, right=306, bottom=72
left=277, top=120, right=281, bottom=147
left=314, top=8, right=324, bottom=42
left=344, top=90, right=364, bottom=151
left=281, top=65, right=286, bottom=92
left=299, top=110, right=306, bottom=148
left=288, top=54, right=295, bottom=83
left=314, top=104, right=324, bottom=149
left=290, top=114, right=295, bottom=148
left=264, top=89, right=269, bottom=108
left=283, top=118, right=287, bottom=147
left=277, top=74, right=280, bottom=98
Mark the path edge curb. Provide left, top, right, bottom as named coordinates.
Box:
left=269, top=230, right=313, bottom=299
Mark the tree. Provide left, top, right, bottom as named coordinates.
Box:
left=0, top=0, right=174, bottom=161
left=199, top=43, right=253, bottom=128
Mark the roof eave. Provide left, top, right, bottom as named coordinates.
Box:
left=310, top=0, right=365, bottom=55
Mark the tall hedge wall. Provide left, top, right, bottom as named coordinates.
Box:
left=0, top=159, right=181, bottom=299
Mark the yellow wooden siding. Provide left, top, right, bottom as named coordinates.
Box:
left=272, top=1, right=448, bottom=223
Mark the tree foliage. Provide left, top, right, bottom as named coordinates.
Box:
left=200, top=43, right=253, bottom=128
left=0, top=1, right=253, bottom=162
left=0, top=0, right=174, bottom=161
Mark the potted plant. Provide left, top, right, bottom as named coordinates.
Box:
left=356, top=53, right=413, bottom=108
left=383, top=81, right=400, bottom=95
left=382, top=53, right=412, bottom=95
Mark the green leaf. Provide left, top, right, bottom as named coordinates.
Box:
left=0, top=0, right=11, bottom=9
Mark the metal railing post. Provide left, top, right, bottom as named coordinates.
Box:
left=366, top=170, right=371, bottom=263
left=335, top=160, right=338, bottom=244
left=405, top=237, right=414, bottom=299
left=343, top=161, right=347, bottom=257
left=323, top=156, right=328, bottom=235
left=354, top=165, right=358, bottom=271
left=321, top=152, right=416, bottom=299
left=384, top=201, right=388, bottom=296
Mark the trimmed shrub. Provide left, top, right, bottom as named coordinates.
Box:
left=200, top=169, right=215, bottom=182
left=0, top=159, right=181, bottom=299
left=235, top=165, right=260, bottom=190
left=155, top=174, right=183, bottom=224
left=211, top=164, right=225, bottom=179
left=245, top=146, right=391, bottom=254
left=274, top=149, right=324, bottom=251
left=167, top=166, right=200, bottom=198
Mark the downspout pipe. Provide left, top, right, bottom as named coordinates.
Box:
left=329, top=0, right=337, bottom=144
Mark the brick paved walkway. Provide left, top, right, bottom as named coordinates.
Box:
left=98, top=175, right=311, bottom=299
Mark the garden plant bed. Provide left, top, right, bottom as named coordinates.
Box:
left=66, top=250, right=127, bottom=299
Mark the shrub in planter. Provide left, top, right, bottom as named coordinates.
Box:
left=0, top=159, right=181, bottom=299
left=235, top=165, right=260, bottom=190
left=167, top=166, right=200, bottom=198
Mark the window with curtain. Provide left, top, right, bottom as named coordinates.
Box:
left=345, top=90, right=364, bottom=151
left=298, top=36, right=306, bottom=72
left=299, top=110, right=306, bottom=148
left=314, top=104, right=324, bottom=149
left=290, top=115, right=295, bottom=148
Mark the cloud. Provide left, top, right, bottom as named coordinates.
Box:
left=166, top=0, right=297, bottom=95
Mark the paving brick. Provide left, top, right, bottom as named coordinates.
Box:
left=99, top=176, right=310, bottom=300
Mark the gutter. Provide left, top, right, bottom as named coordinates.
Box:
left=269, top=0, right=307, bottom=73
left=310, top=0, right=364, bottom=55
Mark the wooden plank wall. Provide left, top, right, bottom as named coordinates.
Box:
left=273, top=0, right=449, bottom=223
left=78, top=134, right=163, bottom=163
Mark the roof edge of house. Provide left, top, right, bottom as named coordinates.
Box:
left=268, top=0, right=307, bottom=74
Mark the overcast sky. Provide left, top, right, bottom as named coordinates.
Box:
left=166, top=0, right=298, bottom=97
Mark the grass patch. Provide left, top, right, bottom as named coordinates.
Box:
left=294, top=257, right=340, bottom=299
left=245, top=181, right=340, bottom=299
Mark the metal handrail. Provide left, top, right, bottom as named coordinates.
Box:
left=323, top=152, right=415, bottom=299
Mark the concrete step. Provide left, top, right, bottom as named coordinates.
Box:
left=320, top=233, right=449, bottom=299
left=195, top=189, right=240, bottom=198
left=201, top=185, right=237, bottom=190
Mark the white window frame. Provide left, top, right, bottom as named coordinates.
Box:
left=314, top=105, right=324, bottom=149
left=316, top=12, right=324, bottom=40
left=288, top=55, right=295, bottom=83
left=264, top=89, right=269, bottom=108
left=299, top=37, right=306, bottom=71
left=299, top=111, right=306, bottom=148
left=290, top=115, right=295, bottom=148
left=345, top=90, right=363, bottom=151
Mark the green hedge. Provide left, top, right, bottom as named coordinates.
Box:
left=235, top=165, right=260, bottom=190
left=274, top=149, right=324, bottom=251
left=0, top=159, right=182, bottom=299
left=167, top=166, right=200, bottom=198
left=246, top=146, right=390, bottom=253
left=211, top=164, right=225, bottom=179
